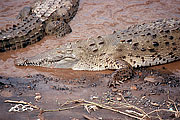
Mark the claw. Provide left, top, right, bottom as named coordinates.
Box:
left=108, top=62, right=134, bottom=87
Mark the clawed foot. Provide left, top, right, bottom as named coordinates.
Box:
left=108, top=66, right=134, bottom=87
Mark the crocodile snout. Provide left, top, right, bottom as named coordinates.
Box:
left=14, top=58, right=28, bottom=66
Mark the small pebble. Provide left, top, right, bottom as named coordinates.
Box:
left=117, top=97, right=122, bottom=101
left=130, top=85, right=137, bottom=90
left=35, top=93, right=41, bottom=101
left=151, top=102, right=159, bottom=107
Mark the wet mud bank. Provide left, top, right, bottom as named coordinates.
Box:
left=0, top=0, right=180, bottom=119
left=0, top=0, right=180, bottom=77
left=0, top=68, right=180, bottom=120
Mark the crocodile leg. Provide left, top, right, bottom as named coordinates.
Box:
left=108, top=60, right=134, bottom=87
left=45, top=20, right=72, bottom=37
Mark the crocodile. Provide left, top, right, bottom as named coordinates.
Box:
left=15, top=18, right=180, bottom=86
left=0, top=0, right=79, bottom=52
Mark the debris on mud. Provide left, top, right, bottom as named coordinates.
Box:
left=0, top=68, right=180, bottom=120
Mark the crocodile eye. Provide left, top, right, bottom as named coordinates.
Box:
left=66, top=49, right=73, bottom=54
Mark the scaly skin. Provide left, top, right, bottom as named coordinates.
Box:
left=15, top=18, right=180, bottom=86
left=0, top=0, right=79, bottom=52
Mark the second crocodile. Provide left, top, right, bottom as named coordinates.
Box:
left=16, top=18, right=180, bottom=86
left=0, top=0, right=79, bottom=52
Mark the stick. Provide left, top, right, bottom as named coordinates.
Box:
left=4, top=100, right=40, bottom=109
left=82, top=100, right=144, bottom=120
left=43, top=104, right=83, bottom=112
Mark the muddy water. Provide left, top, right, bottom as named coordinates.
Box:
left=0, top=0, right=180, bottom=78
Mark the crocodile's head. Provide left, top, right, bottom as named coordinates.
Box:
left=15, top=41, right=83, bottom=69
left=15, top=35, right=115, bottom=70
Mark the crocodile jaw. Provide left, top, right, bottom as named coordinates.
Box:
left=15, top=49, right=79, bottom=69
left=15, top=56, right=79, bottom=69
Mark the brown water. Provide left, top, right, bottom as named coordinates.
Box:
left=0, top=0, right=180, bottom=78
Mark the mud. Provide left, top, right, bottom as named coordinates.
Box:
left=0, top=68, right=180, bottom=120
left=0, top=0, right=180, bottom=77
left=0, top=0, right=180, bottom=120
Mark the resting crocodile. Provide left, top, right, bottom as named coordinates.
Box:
left=0, top=0, right=79, bottom=52
left=15, top=18, right=180, bottom=86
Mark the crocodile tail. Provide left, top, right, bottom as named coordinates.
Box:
left=0, top=15, right=45, bottom=52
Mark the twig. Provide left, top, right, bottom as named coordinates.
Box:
left=118, top=93, right=127, bottom=103
left=167, top=91, right=180, bottom=118
left=143, top=109, right=177, bottom=119
left=43, top=104, right=83, bottom=112
left=4, top=100, right=40, bottom=110
left=125, top=110, right=144, bottom=117
left=5, top=96, right=179, bottom=120
left=120, top=102, right=147, bottom=117
left=51, top=99, right=146, bottom=119
left=106, top=100, right=147, bottom=117
left=61, top=99, right=84, bottom=107
left=49, top=99, right=144, bottom=119
left=82, top=100, right=144, bottom=120
left=83, top=114, right=98, bottom=120
left=168, top=91, right=179, bottom=112
left=156, top=109, right=163, bottom=120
